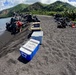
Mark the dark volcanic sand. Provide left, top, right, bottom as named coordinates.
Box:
left=0, top=15, right=76, bottom=75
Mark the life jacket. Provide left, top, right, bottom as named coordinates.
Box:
left=72, top=23, right=75, bottom=28
left=16, top=21, right=22, bottom=27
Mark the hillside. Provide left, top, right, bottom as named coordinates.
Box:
left=0, top=3, right=29, bottom=18
left=0, top=1, right=76, bottom=18
left=9, top=3, right=29, bottom=13
left=45, top=1, right=76, bottom=11
left=23, top=2, right=44, bottom=12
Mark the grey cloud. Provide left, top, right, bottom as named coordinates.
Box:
left=25, top=0, right=41, bottom=4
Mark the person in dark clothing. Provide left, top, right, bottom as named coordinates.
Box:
left=57, top=18, right=66, bottom=28
left=7, top=17, right=17, bottom=34
left=10, top=17, right=15, bottom=24
left=61, top=18, right=66, bottom=28
left=26, top=14, right=32, bottom=22
left=11, top=22, right=17, bottom=34
left=6, top=17, right=15, bottom=31
left=6, top=22, right=11, bottom=31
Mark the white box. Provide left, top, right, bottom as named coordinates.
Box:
left=19, top=39, right=40, bottom=61
left=31, top=31, right=43, bottom=44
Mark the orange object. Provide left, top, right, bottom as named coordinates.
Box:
left=16, top=21, right=22, bottom=27
left=72, top=23, right=75, bottom=28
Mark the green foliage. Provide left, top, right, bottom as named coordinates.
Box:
left=23, top=2, right=44, bottom=12
left=0, top=1, right=76, bottom=20
left=10, top=4, right=28, bottom=15
left=45, top=1, right=75, bottom=12
left=63, top=10, right=76, bottom=21
left=45, top=12, right=56, bottom=16
left=9, top=3, right=28, bottom=12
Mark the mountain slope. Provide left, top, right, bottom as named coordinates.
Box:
left=45, top=1, right=76, bottom=11
left=0, top=1, right=76, bottom=18
left=0, top=3, right=29, bottom=18
left=23, top=2, right=44, bottom=12
left=9, top=3, right=29, bottom=12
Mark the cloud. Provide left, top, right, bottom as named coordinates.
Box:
left=25, top=0, right=76, bottom=6
left=0, top=0, right=76, bottom=11
left=68, top=0, right=76, bottom=2
left=25, top=0, right=57, bottom=4
left=0, top=0, right=26, bottom=10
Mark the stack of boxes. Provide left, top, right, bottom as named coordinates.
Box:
left=19, top=22, right=43, bottom=61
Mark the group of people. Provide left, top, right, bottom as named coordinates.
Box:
left=6, top=15, right=23, bottom=34
left=6, top=12, right=40, bottom=34
left=54, top=14, right=73, bottom=28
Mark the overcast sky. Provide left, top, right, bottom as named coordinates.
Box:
left=0, top=0, right=76, bottom=11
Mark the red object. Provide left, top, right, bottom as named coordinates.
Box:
left=16, top=21, right=22, bottom=27
left=72, top=23, right=75, bottom=28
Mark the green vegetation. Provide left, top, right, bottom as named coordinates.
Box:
left=63, top=10, right=76, bottom=21
left=0, top=1, right=76, bottom=20
left=0, top=3, right=29, bottom=18
left=9, top=3, right=29, bottom=13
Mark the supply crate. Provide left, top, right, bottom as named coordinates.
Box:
left=31, top=31, right=43, bottom=44
left=19, top=39, right=40, bottom=61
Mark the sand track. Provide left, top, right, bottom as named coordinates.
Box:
left=0, top=15, right=76, bottom=75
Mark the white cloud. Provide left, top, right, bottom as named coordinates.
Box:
left=12, top=0, right=25, bottom=4
left=40, top=0, right=68, bottom=4
left=68, top=2, right=76, bottom=6
left=41, top=0, right=52, bottom=4
left=0, top=0, right=76, bottom=11
left=0, top=0, right=26, bottom=11
left=58, top=0, right=76, bottom=7
left=0, top=0, right=6, bottom=10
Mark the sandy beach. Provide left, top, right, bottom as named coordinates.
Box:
left=0, top=15, right=76, bottom=75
